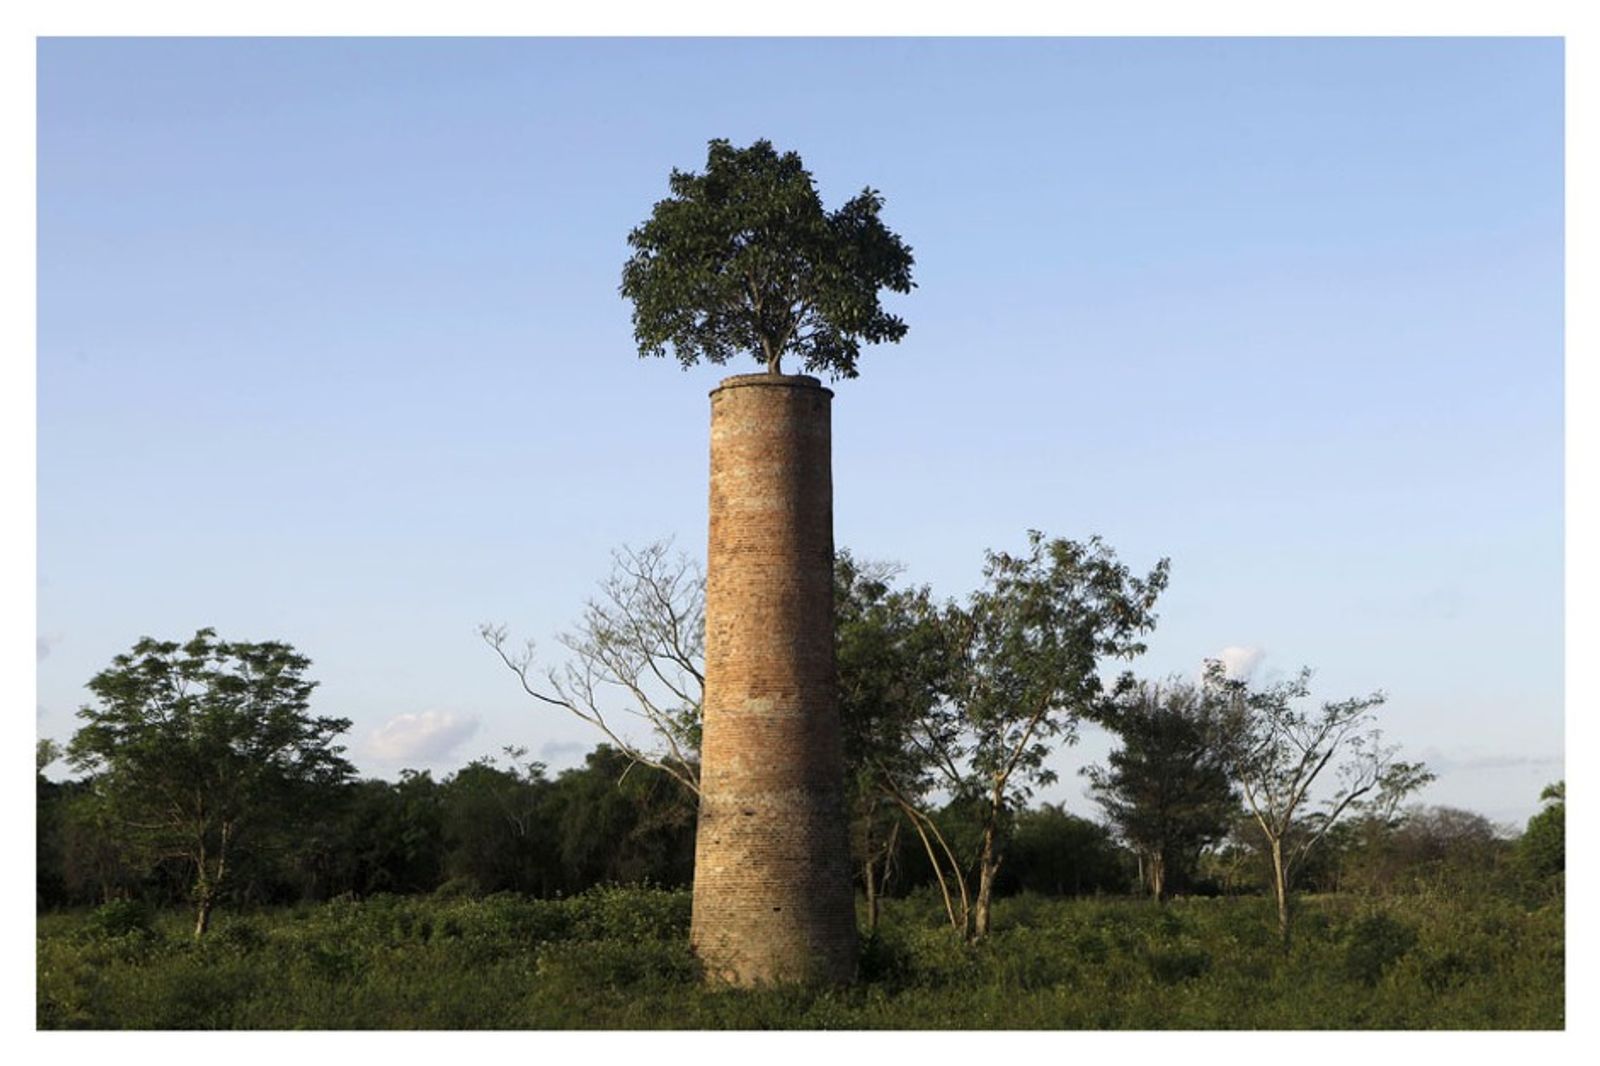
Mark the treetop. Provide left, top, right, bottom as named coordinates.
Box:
left=620, top=138, right=914, bottom=380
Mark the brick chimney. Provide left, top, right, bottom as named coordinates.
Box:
left=689, top=373, right=858, bottom=985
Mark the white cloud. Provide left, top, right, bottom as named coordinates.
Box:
left=366, top=711, right=480, bottom=764
left=37, top=634, right=62, bottom=662
left=1217, top=645, right=1265, bottom=680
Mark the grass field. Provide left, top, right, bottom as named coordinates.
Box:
left=36, top=885, right=1564, bottom=1029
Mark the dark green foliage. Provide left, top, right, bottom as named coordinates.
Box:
left=214, top=916, right=269, bottom=954
left=1341, top=912, right=1418, bottom=986
left=547, top=747, right=698, bottom=892
left=324, top=771, right=449, bottom=897
left=944, top=531, right=1170, bottom=935
left=1516, top=780, right=1564, bottom=882
left=835, top=553, right=952, bottom=787
left=621, top=138, right=914, bottom=379
left=439, top=752, right=557, bottom=895
left=83, top=899, right=154, bottom=940
left=1085, top=678, right=1241, bottom=900
left=833, top=552, right=954, bottom=924
left=566, top=882, right=692, bottom=942
left=995, top=805, right=1131, bottom=896
left=35, top=767, right=75, bottom=907
left=55, top=783, right=147, bottom=905
left=1146, top=944, right=1213, bottom=985
left=953, top=533, right=1171, bottom=811
left=65, top=629, right=355, bottom=935
left=38, top=741, right=699, bottom=912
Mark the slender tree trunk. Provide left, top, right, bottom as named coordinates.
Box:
left=974, top=823, right=998, bottom=940
left=861, top=818, right=900, bottom=935
left=1270, top=837, right=1290, bottom=947
left=193, top=884, right=214, bottom=939
left=1148, top=850, right=1166, bottom=904
left=193, top=828, right=228, bottom=940
left=882, top=783, right=969, bottom=938
left=863, top=858, right=879, bottom=934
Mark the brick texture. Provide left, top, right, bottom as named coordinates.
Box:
left=690, top=373, right=858, bottom=985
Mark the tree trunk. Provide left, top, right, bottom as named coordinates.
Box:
left=863, top=858, right=879, bottom=935
left=1270, top=837, right=1290, bottom=947
left=887, top=788, right=969, bottom=938
left=973, top=823, right=998, bottom=940
left=193, top=889, right=214, bottom=939
left=1148, top=850, right=1166, bottom=904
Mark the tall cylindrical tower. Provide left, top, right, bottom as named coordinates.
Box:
left=691, top=373, right=858, bottom=985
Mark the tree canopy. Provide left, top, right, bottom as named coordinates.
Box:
left=1516, top=780, right=1564, bottom=882
left=1085, top=678, right=1241, bottom=901
left=620, top=138, right=915, bottom=379
left=66, top=629, right=353, bottom=935
left=930, top=532, right=1171, bottom=937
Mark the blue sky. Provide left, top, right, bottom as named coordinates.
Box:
left=35, top=37, right=1563, bottom=825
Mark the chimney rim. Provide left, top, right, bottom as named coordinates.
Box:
left=710, top=373, right=834, bottom=399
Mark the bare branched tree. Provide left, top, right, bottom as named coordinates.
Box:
left=481, top=540, right=705, bottom=798
left=1207, top=661, right=1430, bottom=944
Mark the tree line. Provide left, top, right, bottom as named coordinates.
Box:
left=37, top=534, right=1564, bottom=944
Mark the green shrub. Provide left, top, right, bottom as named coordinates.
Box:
left=1342, top=912, right=1418, bottom=986
left=1146, top=945, right=1212, bottom=985
left=83, top=899, right=154, bottom=940
left=214, top=916, right=269, bottom=953
left=897, top=926, right=980, bottom=988
left=136, top=958, right=261, bottom=1028
left=857, top=929, right=914, bottom=985
left=305, top=942, right=366, bottom=982
left=567, top=884, right=691, bottom=941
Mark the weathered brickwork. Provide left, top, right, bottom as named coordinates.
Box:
left=690, top=373, right=858, bottom=985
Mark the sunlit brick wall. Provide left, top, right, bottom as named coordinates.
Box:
left=690, top=374, right=857, bottom=985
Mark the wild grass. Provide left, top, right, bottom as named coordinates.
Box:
left=36, top=885, right=1562, bottom=1030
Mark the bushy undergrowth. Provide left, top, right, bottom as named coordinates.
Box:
left=36, top=886, right=1562, bottom=1030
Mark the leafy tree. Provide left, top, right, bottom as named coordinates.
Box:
left=440, top=748, right=558, bottom=896
left=66, top=629, right=354, bottom=936
left=834, top=552, right=953, bottom=931
left=1516, top=780, right=1564, bottom=882
left=36, top=740, right=71, bottom=908
left=1385, top=805, right=1508, bottom=888
left=998, top=803, right=1132, bottom=897
left=1209, top=662, right=1431, bottom=943
left=294, top=773, right=447, bottom=899
left=936, top=531, right=1170, bottom=938
left=620, top=138, right=915, bottom=379
left=1085, top=678, right=1241, bottom=901
left=545, top=745, right=698, bottom=892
